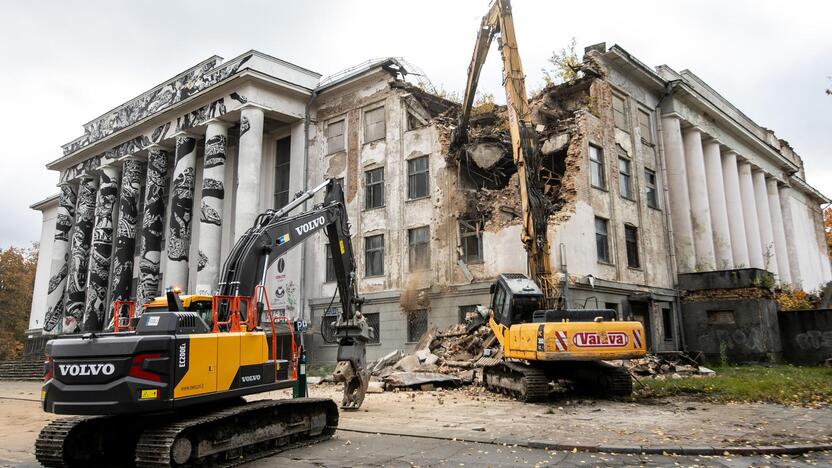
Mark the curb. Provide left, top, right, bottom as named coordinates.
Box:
left=337, top=427, right=832, bottom=456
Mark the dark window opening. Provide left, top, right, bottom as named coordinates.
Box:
left=618, top=157, right=633, bottom=200
left=595, top=217, right=610, bottom=263
left=661, top=307, right=673, bottom=342
left=408, top=226, right=430, bottom=271
left=589, top=144, right=606, bottom=189
left=645, top=169, right=659, bottom=209
left=273, top=137, right=291, bottom=209
left=625, top=224, right=640, bottom=268
left=364, top=234, right=384, bottom=277
left=364, top=312, right=380, bottom=344
left=408, top=156, right=429, bottom=199
left=407, top=309, right=428, bottom=343
left=365, top=168, right=384, bottom=209
left=459, top=218, right=484, bottom=264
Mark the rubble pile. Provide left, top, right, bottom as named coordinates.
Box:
left=621, top=354, right=716, bottom=380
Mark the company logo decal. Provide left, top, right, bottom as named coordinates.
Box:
left=178, top=343, right=187, bottom=368
left=58, top=363, right=115, bottom=377
left=241, top=374, right=261, bottom=383
left=294, top=216, right=326, bottom=236
left=572, top=331, right=629, bottom=348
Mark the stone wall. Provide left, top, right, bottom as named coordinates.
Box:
left=778, top=309, right=832, bottom=365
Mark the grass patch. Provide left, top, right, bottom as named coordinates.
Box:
left=637, top=365, right=832, bottom=407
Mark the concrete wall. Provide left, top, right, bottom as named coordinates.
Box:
left=778, top=309, right=832, bottom=365
left=784, top=190, right=831, bottom=291
left=29, top=202, right=58, bottom=330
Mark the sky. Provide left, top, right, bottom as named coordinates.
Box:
left=0, top=0, right=830, bottom=249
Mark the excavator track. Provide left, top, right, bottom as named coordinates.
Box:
left=35, top=415, right=140, bottom=467
left=483, top=361, right=549, bottom=402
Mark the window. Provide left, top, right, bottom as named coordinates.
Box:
left=661, top=307, right=673, bottom=342
left=407, top=156, right=430, bottom=199
left=365, top=312, right=380, bottom=344
left=406, top=309, right=428, bottom=342
left=595, top=217, right=610, bottom=263
left=365, top=168, right=384, bottom=209
left=273, top=137, right=291, bottom=208
left=645, top=169, right=659, bottom=209
left=326, top=119, right=345, bottom=154
left=408, top=226, right=430, bottom=271
left=612, top=94, right=628, bottom=130
left=459, top=218, right=484, bottom=264
left=325, top=244, right=335, bottom=282
left=707, top=310, right=735, bottom=325
left=364, top=106, right=385, bottom=142
left=618, top=157, right=633, bottom=199
left=406, top=107, right=427, bottom=130
left=637, top=109, right=652, bottom=143
left=364, top=234, right=384, bottom=277
left=459, top=304, right=480, bottom=324
left=624, top=224, right=640, bottom=268
left=589, top=145, right=606, bottom=189
left=605, top=302, right=620, bottom=320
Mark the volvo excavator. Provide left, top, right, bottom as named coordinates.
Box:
left=36, top=179, right=371, bottom=467
left=451, top=0, right=646, bottom=401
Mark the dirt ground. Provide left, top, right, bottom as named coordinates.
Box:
left=2, top=380, right=830, bottom=466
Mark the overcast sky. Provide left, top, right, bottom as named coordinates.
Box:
left=1, top=0, right=829, bottom=249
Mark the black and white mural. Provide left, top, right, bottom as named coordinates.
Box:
left=82, top=169, right=120, bottom=331
left=165, top=136, right=197, bottom=289
left=108, top=159, right=145, bottom=326
left=136, top=150, right=169, bottom=308
left=195, top=129, right=227, bottom=295
left=42, top=184, right=77, bottom=334
left=62, top=178, right=97, bottom=334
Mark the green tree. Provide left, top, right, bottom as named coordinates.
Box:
left=0, top=244, right=38, bottom=360
left=542, top=37, right=581, bottom=86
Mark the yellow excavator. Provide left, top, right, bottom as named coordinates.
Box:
left=451, top=0, right=646, bottom=401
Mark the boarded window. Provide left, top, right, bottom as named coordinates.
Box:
left=637, top=109, right=652, bottom=143
left=589, top=145, right=606, bottom=189
left=326, top=119, right=345, bottom=154
left=365, top=168, right=384, bottom=209
left=408, top=226, right=430, bottom=271
left=407, top=156, right=430, bottom=199
left=595, top=217, right=610, bottom=263
left=612, top=94, right=628, bottom=130
left=407, top=309, right=428, bottom=342
left=364, top=234, right=384, bottom=277
left=273, top=137, right=291, bottom=209
left=645, top=169, right=659, bottom=209
left=625, top=224, right=640, bottom=268
left=364, top=106, right=385, bottom=142
left=364, top=312, right=380, bottom=344
left=618, top=157, right=633, bottom=199
left=707, top=310, right=735, bottom=325
left=459, top=218, right=484, bottom=264
left=662, top=307, right=673, bottom=342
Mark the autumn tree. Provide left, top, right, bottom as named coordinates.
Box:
left=0, top=245, right=38, bottom=360
left=825, top=207, right=832, bottom=259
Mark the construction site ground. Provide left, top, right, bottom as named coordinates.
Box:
left=1, top=380, right=830, bottom=466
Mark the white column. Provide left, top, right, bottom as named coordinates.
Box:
left=660, top=116, right=695, bottom=273
left=778, top=186, right=802, bottom=286
left=234, top=106, right=265, bottom=242
left=752, top=170, right=778, bottom=275
left=196, top=120, right=230, bottom=295
left=702, top=140, right=733, bottom=269
left=683, top=127, right=715, bottom=271
left=165, top=134, right=198, bottom=290
left=738, top=161, right=764, bottom=269
left=721, top=151, right=750, bottom=267
left=766, top=178, right=791, bottom=283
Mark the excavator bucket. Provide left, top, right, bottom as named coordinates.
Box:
left=333, top=360, right=369, bottom=410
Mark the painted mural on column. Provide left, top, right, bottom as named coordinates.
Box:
left=165, top=136, right=197, bottom=289
left=196, top=130, right=226, bottom=294
left=136, top=150, right=169, bottom=308
left=42, top=184, right=77, bottom=334
left=62, top=178, right=97, bottom=333
left=82, top=169, right=120, bottom=331
left=109, top=159, right=145, bottom=326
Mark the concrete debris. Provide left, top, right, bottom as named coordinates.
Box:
left=382, top=372, right=462, bottom=389
left=619, top=354, right=717, bottom=380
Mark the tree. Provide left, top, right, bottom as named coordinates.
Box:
left=542, top=37, right=581, bottom=86
left=825, top=207, right=832, bottom=259
left=0, top=244, right=38, bottom=360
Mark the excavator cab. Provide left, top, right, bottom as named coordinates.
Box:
left=489, top=273, right=544, bottom=327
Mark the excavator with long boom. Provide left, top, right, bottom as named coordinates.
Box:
left=35, top=179, right=371, bottom=467
left=451, top=0, right=647, bottom=401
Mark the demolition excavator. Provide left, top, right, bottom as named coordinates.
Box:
left=36, top=179, right=371, bottom=467
left=451, top=0, right=646, bottom=401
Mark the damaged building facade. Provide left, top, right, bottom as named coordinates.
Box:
left=27, top=45, right=830, bottom=362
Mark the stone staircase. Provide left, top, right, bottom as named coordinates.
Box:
left=0, top=357, right=44, bottom=381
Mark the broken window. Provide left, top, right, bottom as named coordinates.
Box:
left=365, top=312, right=380, bottom=344
left=589, top=144, right=606, bottom=189
left=325, top=244, right=335, bottom=282
left=612, top=94, right=628, bottom=130
left=637, top=109, right=653, bottom=144
left=459, top=218, right=484, bottom=264
left=364, top=234, right=384, bottom=277
left=273, top=137, right=291, bottom=209
left=408, top=156, right=430, bottom=199
left=618, top=157, right=633, bottom=200
left=326, top=118, right=345, bottom=154
left=406, top=107, right=427, bottom=130
left=661, top=307, right=673, bottom=342
left=365, top=168, right=384, bottom=209
left=364, top=106, right=385, bottom=143
left=407, top=309, right=428, bottom=343
left=595, top=217, right=610, bottom=263
left=624, top=224, right=640, bottom=268
left=458, top=304, right=480, bottom=324
left=408, top=226, right=430, bottom=272
left=645, top=169, right=659, bottom=209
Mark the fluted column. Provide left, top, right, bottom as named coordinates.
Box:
left=683, top=128, right=715, bottom=271
left=778, top=186, right=802, bottom=286
left=702, top=140, right=733, bottom=269
left=108, top=159, right=146, bottom=327
left=766, top=178, right=791, bottom=284
left=721, top=151, right=750, bottom=268
left=738, top=161, right=764, bottom=269
left=234, top=106, right=265, bottom=242
left=752, top=170, right=778, bottom=274
left=137, top=148, right=169, bottom=307
left=165, top=134, right=197, bottom=290
left=62, top=177, right=97, bottom=333
left=661, top=116, right=695, bottom=273
left=82, top=166, right=120, bottom=331
left=42, top=182, right=77, bottom=335
left=196, top=120, right=229, bottom=295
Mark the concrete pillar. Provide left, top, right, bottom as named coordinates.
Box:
left=82, top=166, right=120, bottom=331
left=196, top=121, right=230, bottom=295
left=738, top=161, right=764, bottom=269
left=766, top=178, right=792, bottom=284
left=778, top=186, right=802, bottom=286
left=234, top=106, right=265, bottom=242
left=42, top=182, right=77, bottom=335
left=702, top=140, right=733, bottom=269
left=752, top=170, right=778, bottom=275
left=683, top=128, right=715, bottom=271
left=62, top=177, right=98, bottom=333
left=660, top=116, right=695, bottom=273
left=108, top=159, right=146, bottom=326
left=720, top=151, right=750, bottom=268
left=165, top=134, right=198, bottom=290
left=137, top=148, right=169, bottom=307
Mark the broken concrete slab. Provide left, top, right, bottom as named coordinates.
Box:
left=394, top=355, right=421, bottom=372
left=382, top=372, right=463, bottom=389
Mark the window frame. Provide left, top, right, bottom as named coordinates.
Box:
left=364, top=167, right=384, bottom=210
left=624, top=223, right=641, bottom=269
left=408, top=226, right=431, bottom=272
left=406, top=309, right=429, bottom=343
left=595, top=216, right=611, bottom=264
left=612, top=93, right=629, bottom=131
left=363, top=106, right=386, bottom=143
left=273, top=137, right=291, bottom=209
left=459, top=218, right=484, bottom=264
left=589, top=144, right=606, bottom=190
left=364, top=234, right=385, bottom=277
left=364, top=312, right=381, bottom=344
left=325, top=118, right=345, bottom=154
left=645, top=168, right=660, bottom=209
left=661, top=307, right=673, bottom=342
left=407, top=156, right=430, bottom=200
left=637, top=109, right=653, bottom=144
left=618, top=156, right=633, bottom=200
